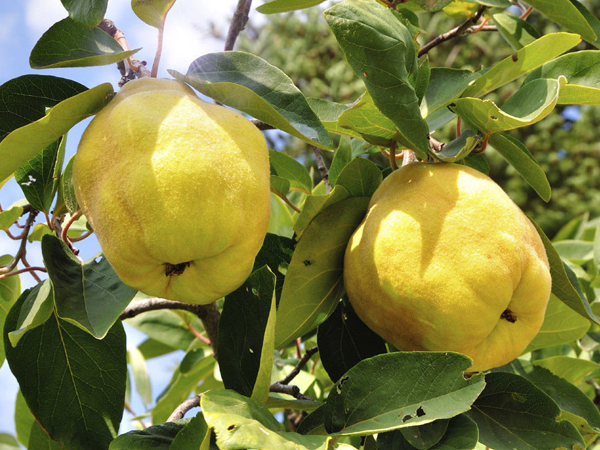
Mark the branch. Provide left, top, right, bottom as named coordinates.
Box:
left=270, top=382, right=314, bottom=401
left=120, top=298, right=220, bottom=357
left=224, top=0, right=253, bottom=51
left=250, top=118, right=275, bottom=130
left=167, top=394, right=202, bottom=421
left=280, top=346, right=319, bottom=385
left=311, top=147, right=330, bottom=193
left=418, top=6, right=488, bottom=57
left=0, top=209, right=39, bottom=275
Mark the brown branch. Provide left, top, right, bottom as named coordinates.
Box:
left=120, top=298, right=220, bottom=357
left=271, top=189, right=301, bottom=213
left=167, top=394, right=202, bottom=422
left=0, top=266, right=47, bottom=280
left=250, top=118, right=275, bottom=130
left=311, top=146, right=330, bottom=193
left=270, top=382, right=314, bottom=401
left=280, top=346, right=319, bottom=385
left=418, top=6, right=488, bottom=57
left=224, top=0, right=253, bottom=51
left=0, top=209, right=38, bottom=275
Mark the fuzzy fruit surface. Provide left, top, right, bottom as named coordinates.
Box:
left=344, top=163, right=551, bottom=372
left=73, top=78, right=270, bottom=305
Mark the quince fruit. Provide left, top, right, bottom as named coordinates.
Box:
left=73, top=78, right=270, bottom=305
left=344, top=163, right=551, bottom=372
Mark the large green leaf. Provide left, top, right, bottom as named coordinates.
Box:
left=524, top=50, right=600, bottom=105
left=533, top=356, right=600, bottom=385
left=126, top=308, right=197, bottom=351
left=0, top=82, right=113, bottom=184
left=487, top=133, right=550, bottom=201
left=269, top=150, right=313, bottom=193
left=169, top=413, right=212, bottom=450
left=523, top=0, right=596, bottom=43
left=467, top=372, right=585, bottom=449
left=4, top=294, right=126, bottom=450
left=128, top=346, right=152, bottom=407
left=317, top=300, right=387, bottom=382
left=131, top=0, right=176, bottom=28
left=42, top=235, right=137, bottom=339
left=30, top=18, right=139, bottom=68
left=324, top=352, right=485, bottom=436
left=0, top=207, right=22, bottom=231
left=493, top=13, right=540, bottom=51
left=7, top=280, right=53, bottom=347
left=257, top=0, right=327, bottom=13
left=451, top=77, right=565, bottom=134
left=0, top=255, right=20, bottom=367
left=570, top=0, right=600, bottom=48
left=411, top=0, right=454, bottom=11
left=274, top=197, right=370, bottom=348
left=524, top=294, right=590, bottom=353
left=218, top=267, right=276, bottom=400
left=324, top=0, right=431, bottom=158
left=420, top=68, right=479, bottom=118
left=336, top=94, right=398, bottom=147
left=171, top=52, right=333, bottom=150
left=109, top=420, right=189, bottom=449
left=28, top=421, right=62, bottom=450
left=14, top=391, right=35, bottom=447
left=461, top=33, right=581, bottom=98
left=60, top=0, right=108, bottom=27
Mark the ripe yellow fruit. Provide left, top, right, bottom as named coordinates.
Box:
left=344, top=163, right=551, bottom=372
left=73, top=78, right=270, bottom=305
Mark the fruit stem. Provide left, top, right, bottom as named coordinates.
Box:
left=151, top=18, right=166, bottom=78
left=401, top=150, right=418, bottom=166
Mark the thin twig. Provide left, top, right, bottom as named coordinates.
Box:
left=419, top=6, right=488, bottom=57
left=0, top=209, right=38, bottom=274
left=270, top=382, right=314, bottom=401
left=0, top=266, right=47, bottom=280
left=250, top=118, right=275, bottom=130
left=280, top=346, right=319, bottom=385
left=267, top=346, right=319, bottom=401
left=311, top=146, right=330, bottom=193
left=224, top=0, right=253, bottom=51
left=271, top=189, right=301, bottom=213
left=167, top=394, right=202, bottom=422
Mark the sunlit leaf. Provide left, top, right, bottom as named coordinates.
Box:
left=493, top=13, right=540, bottom=51
left=132, top=0, right=176, bottom=28
left=270, top=150, right=312, bottom=193
left=257, top=0, right=327, bottom=14
left=524, top=0, right=596, bottom=43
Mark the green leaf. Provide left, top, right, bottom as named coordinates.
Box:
left=570, top=0, right=600, bottom=48
left=0, top=253, right=21, bottom=366
left=524, top=50, right=600, bottom=105
left=467, top=372, right=585, bottom=449
left=317, top=301, right=387, bottom=383
left=461, top=33, right=581, bottom=98
left=0, top=82, right=114, bottom=185
left=218, top=266, right=276, bottom=400
left=14, top=136, right=65, bottom=214
left=201, top=390, right=330, bottom=450
left=532, top=221, right=600, bottom=325
left=335, top=157, right=383, bottom=197
left=55, top=155, right=80, bottom=215
left=4, top=295, right=127, bottom=450
left=553, top=212, right=590, bottom=241
left=0, top=434, right=20, bottom=450
left=270, top=175, right=290, bottom=197
left=329, top=137, right=353, bottom=188
left=132, top=0, right=176, bottom=28
left=14, top=390, right=35, bottom=447
left=109, top=420, right=188, bottom=449
left=257, top=0, right=327, bottom=14
left=414, top=57, right=431, bottom=106
left=378, top=415, right=478, bottom=450
left=487, top=133, right=550, bottom=201
left=420, top=68, right=479, bottom=118
left=42, top=235, right=137, bottom=339
left=493, top=13, right=540, bottom=51
left=169, top=413, right=212, bottom=450
left=399, top=419, right=449, bottom=449
left=523, top=0, right=596, bottom=43
left=554, top=240, right=594, bottom=263
left=270, top=150, right=313, bottom=193
left=434, top=130, right=484, bottom=163
left=524, top=293, right=590, bottom=353
left=126, top=308, right=197, bottom=351
left=152, top=349, right=215, bottom=424
left=172, top=52, right=333, bottom=150
left=411, top=0, right=454, bottom=11
left=0, top=206, right=23, bottom=230
left=275, top=197, right=370, bottom=348
left=337, top=93, right=398, bottom=147
left=324, top=352, right=485, bottom=436
left=533, top=356, right=600, bottom=385
left=324, top=0, right=431, bottom=158
left=60, top=0, right=108, bottom=27
left=8, top=280, right=53, bottom=347
left=30, top=18, right=139, bottom=68
left=27, top=421, right=62, bottom=450
left=499, top=360, right=600, bottom=435
left=0, top=75, right=86, bottom=142
left=128, top=346, right=152, bottom=407
left=450, top=77, right=565, bottom=134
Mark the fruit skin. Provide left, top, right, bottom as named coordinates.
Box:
left=73, top=78, right=270, bottom=305
left=343, top=163, right=551, bottom=372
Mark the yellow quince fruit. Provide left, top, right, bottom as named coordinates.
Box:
left=73, top=78, right=270, bottom=305
left=343, top=162, right=551, bottom=372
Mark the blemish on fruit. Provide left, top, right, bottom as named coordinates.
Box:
left=164, top=261, right=191, bottom=276
left=501, top=308, right=517, bottom=323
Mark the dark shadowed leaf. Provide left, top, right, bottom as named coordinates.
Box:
left=169, top=413, right=213, bottom=450
left=28, top=421, right=61, bottom=450
left=4, top=294, right=126, bottom=450
left=30, top=18, right=139, bottom=68
left=329, top=137, right=353, bottom=188
left=0, top=82, right=113, bottom=185
left=42, top=235, right=137, bottom=338
left=488, top=133, right=550, bottom=201
left=60, top=0, right=107, bottom=27
left=524, top=0, right=596, bottom=43
left=172, top=52, right=333, bottom=150
left=467, top=372, right=585, bottom=449
left=252, top=233, right=294, bottom=306
left=324, top=0, right=430, bottom=158
left=399, top=419, right=449, bottom=449
left=131, top=0, right=176, bottom=28
left=324, top=352, right=485, bottom=436
left=275, top=197, right=371, bottom=348
left=317, top=301, right=387, bottom=382
left=109, top=419, right=189, bottom=449
left=218, top=267, right=276, bottom=400
left=337, top=93, right=398, bottom=147
left=257, top=0, right=327, bottom=14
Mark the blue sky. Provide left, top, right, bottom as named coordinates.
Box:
left=0, top=0, right=243, bottom=441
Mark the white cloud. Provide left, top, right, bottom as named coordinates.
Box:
left=25, top=0, right=66, bottom=38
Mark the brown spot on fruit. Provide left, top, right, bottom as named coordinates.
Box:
left=164, top=261, right=191, bottom=276
left=501, top=308, right=517, bottom=323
